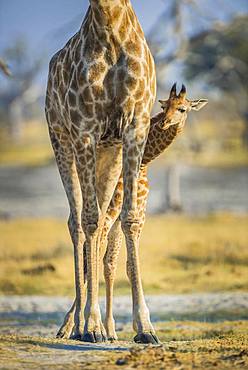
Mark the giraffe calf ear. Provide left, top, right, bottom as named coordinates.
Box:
left=190, top=99, right=208, bottom=111
left=158, top=99, right=168, bottom=110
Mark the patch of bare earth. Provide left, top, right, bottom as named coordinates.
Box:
left=0, top=295, right=247, bottom=369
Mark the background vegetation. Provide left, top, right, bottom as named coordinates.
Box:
left=0, top=213, right=247, bottom=296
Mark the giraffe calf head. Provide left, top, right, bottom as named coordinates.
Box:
left=158, top=83, right=208, bottom=130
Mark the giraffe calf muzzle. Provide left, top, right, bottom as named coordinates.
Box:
left=160, top=119, right=176, bottom=130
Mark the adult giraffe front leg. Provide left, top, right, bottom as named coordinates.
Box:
left=121, top=117, right=159, bottom=345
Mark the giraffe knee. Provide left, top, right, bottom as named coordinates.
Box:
left=82, top=209, right=101, bottom=237
left=82, top=218, right=99, bottom=237
left=121, top=215, right=140, bottom=238
left=67, top=213, right=83, bottom=240
left=84, top=222, right=99, bottom=236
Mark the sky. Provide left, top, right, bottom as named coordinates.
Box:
left=0, top=0, right=164, bottom=54
left=0, top=0, right=247, bottom=89
left=2, top=0, right=246, bottom=56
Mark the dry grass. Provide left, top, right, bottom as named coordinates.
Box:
left=0, top=213, right=247, bottom=295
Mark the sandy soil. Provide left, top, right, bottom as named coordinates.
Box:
left=0, top=293, right=247, bottom=369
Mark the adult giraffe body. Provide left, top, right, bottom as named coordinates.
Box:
left=45, top=0, right=157, bottom=343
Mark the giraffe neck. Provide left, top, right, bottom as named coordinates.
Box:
left=88, top=0, right=131, bottom=30
left=90, top=0, right=129, bottom=7
left=82, top=0, right=143, bottom=46
left=142, top=112, right=183, bottom=166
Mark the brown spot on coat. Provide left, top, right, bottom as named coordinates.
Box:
left=69, top=91, right=77, bottom=107
left=88, top=62, right=106, bottom=82
left=49, top=109, right=57, bottom=123
left=95, top=103, right=104, bottom=121
left=82, top=102, right=94, bottom=118
left=111, top=6, right=122, bottom=23
left=70, top=109, right=82, bottom=127
left=138, top=189, right=148, bottom=197
left=81, top=87, right=92, bottom=103
left=63, top=69, right=69, bottom=85
left=125, top=38, right=141, bottom=57
left=128, top=57, right=141, bottom=75
left=135, top=101, right=144, bottom=116
left=118, top=12, right=129, bottom=41
left=125, top=75, right=137, bottom=91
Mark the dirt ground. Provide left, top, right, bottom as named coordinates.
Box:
left=0, top=294, right=247, bottom=369
left=0, top=321, right=247, bottom=369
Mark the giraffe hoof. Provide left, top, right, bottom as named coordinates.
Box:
left=56, top=330, right=71, bottom=339
left=134, top=332, right=160, bottom=345
left=82, top=331, right=106, bottom=343
left=108, top=336, right=118, bottom=342
left=70, top=333, right=84, bottom=341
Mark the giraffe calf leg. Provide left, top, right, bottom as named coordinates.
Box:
left=57, top=300, right=76, bottom=338
left=122, top=218, right=160, bottom=345
left=103, top=219, right=123, bottom=341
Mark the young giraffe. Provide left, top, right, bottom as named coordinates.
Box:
left=45, top=1, right=157, bottom=343
left=57, top=83, right=208, bottom=341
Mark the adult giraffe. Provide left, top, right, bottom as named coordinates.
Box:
left=45, top=0, right=157, bottom=343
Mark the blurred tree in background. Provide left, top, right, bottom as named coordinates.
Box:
left=0, top=38, right=44, bottom=141
left=185, top=15, right=248, bottom=146
left=146, top=0, right=247, bottom=210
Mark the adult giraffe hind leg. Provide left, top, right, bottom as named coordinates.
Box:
left=48, top=128, right=85, bottom=340
left=74, top=134, right=106, bottom=343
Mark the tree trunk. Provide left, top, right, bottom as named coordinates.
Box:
left=167, top=163, right=183, bottom=212
left=8, top=99, right=23, bottom=142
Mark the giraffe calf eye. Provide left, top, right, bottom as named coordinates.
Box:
left=178, top=108, right=186, bottom=113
